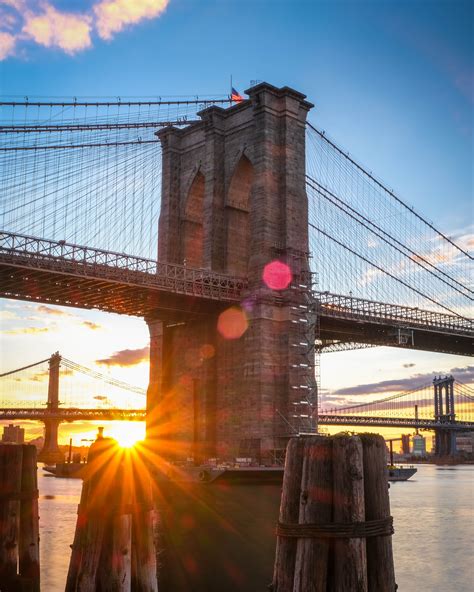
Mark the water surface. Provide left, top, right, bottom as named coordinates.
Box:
left=38, top=463, right=473, bottom=591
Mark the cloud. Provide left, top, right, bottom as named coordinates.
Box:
left=36, top=305, right=70, bottom=316
left=94, top=0, right=169, bottom=40
left=22, top=2, right=92, bottom=54
left=82, top=320, right=101, bottom=330
left=332, top=365, right=474, bottom=398
left=5, top=326, right=50, bottom=335
left=0, top=31, right=16, bottom=59
left=0, top=310, right=19, bottom=320
left=96, top=346, right=149, bottom=367
left=0, top=0, right=170, bottom=59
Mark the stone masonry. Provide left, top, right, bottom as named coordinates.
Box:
left=146, top=83, right=315, bottom=463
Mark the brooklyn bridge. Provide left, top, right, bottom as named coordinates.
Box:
left=1, top=83, right=473, bottom=463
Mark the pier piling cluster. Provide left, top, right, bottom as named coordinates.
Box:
left=272, top=434, right=396, bottom=592
left=0, top=444, right=40, bottom=592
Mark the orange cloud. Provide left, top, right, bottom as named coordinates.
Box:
left=5, top=326, right=50, bottom=335
left=82, top=320, right=101, bottom=330
left=96, top=346, right=149, bottom=367
left=22, top=2, right=92, bottom=54
left=36, top=304, right=70, bottom=316
left=93, top=0, right=169, bottom=40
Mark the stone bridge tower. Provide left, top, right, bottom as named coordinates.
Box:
left=146, top=83, right=315, bottom=463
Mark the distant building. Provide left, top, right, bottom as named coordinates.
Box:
left=2, top=424, right=25, bottom=444
left=401, top=434, right=410, bottom=454
left=411, top=434, right=426, bottom=456
left=455, top=432, right=474, bottom=455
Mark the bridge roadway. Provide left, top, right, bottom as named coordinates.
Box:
left=1, top=407, right=473, bottom=431
left=1, top=232, right=472, bottom=356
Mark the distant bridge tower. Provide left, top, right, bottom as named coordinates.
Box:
left=433, top=375, right=456, bottom=457
left=146, top=83, right=316, bottom=463
left=38, top=352, right=63, bottom=463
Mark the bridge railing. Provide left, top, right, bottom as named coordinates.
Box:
left=0, top=231, right=247, bottom=302
left=316, top=291, right=473, bottom=336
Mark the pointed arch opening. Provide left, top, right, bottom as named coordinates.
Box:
left=181, top=171, right=205, bottom=267
left=226, top=155, right=254, bottom=275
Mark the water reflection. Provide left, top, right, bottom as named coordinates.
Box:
left=37, top=463, right=473, bottom=592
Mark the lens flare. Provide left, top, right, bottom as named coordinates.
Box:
left=217, top=307, right=248, bottom=339
left=107, top=422, right=145, bottom=448
left=263, top=260, right=292, bottom=290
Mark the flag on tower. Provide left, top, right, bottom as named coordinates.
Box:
left=231, top=87, right=244, bottom=102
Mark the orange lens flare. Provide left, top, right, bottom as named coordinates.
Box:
left=217, top=306, right=248, bottom=340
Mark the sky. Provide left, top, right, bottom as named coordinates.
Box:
left=0, top=0, right=472, bottom=447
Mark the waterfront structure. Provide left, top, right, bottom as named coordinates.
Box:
left=1, top=423, right=24, bottom=443
left=455, top=432, right=474, bottom=455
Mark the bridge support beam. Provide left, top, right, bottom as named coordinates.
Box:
left=148, top=83, right=315, bottom=463
left=38, top=352, right=63, bottom=464
left=433, top=375, right=457, bottom=458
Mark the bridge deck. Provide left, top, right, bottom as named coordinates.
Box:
left=1, top=232, right=472, bottom=355
left=1, top=407, right=473, bottom=431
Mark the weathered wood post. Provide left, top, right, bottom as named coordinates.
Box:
left=361, top=434, right=396, bottom=592
left=0, top=444, right=23, bottom=587
left=19, top=444, right=40, bottom=592
left=131, top=449, right=158, bottom=592
left=65, top=435, right=117, bottom=592
left=332, top=434, right=367, bottom=592
left=272, top=434, right=396, bottom=592
left=292, top=436, right=333, bottom=592
left=272, top=437, right=305, bottom=591
left=65, top=435, right=158, bottom=592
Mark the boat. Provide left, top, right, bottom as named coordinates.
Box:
left=43, top=461, right=86, bottom=478
left=386, top=438, right=417, bottom=481
left=43, top=438, right=87, bottom=478
left=387, top=465, right=417, bottom=481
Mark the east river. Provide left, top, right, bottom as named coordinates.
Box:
left=38, top=463, right=473, bottom=591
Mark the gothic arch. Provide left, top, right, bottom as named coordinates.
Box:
left=181, top=170, right=205, bottom=267
left=226, top=155, right=254, bottom=275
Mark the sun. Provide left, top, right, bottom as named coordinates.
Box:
left=107, top=422, right=146, bottom=448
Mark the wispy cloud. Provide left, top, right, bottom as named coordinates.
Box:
left=5, top=326, right=51, bottom=335
left=82, top=320, right=101, bottom=330
left=96, top=346, right=149, bottom=367
left=0, top=31, right=16, bottom=59
left=332, top=365, right=474, bottom=398
left=0, top=0, right=170, bottom=59
left=36, top=304, right=71, bottom=316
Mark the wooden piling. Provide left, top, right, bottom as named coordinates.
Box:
left=332, top=435, right=367, bottom=592
left=0, top=444, right=23, bottom=586
left=19, top=445, right=40, bottom=592
left=272, top=437, right=305, bottom=592
left=360, top=434, right=396, bottom=592
left=66, top=437, right=158, bottom=592
left=293, top=436, right=333, bottom=592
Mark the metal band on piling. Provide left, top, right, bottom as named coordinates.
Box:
left=276, top=516, right=394, bottom=539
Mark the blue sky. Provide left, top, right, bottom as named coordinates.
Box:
left=0, top=0, right=472, bottom=443
left=1, top=0, right=472, bottom=225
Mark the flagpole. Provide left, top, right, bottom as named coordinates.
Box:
left=230, top=74, right=233, bottom=103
